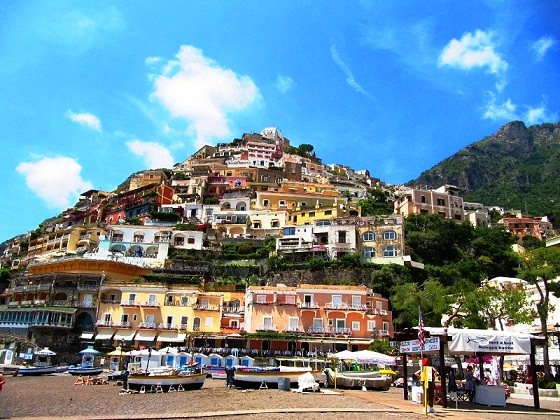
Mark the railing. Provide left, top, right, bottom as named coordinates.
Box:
left=157, top=323, right=178, bottom=330
left=140, top=301, right=160, bottom=308
left=112, top=321, right=131, bottom=328
left=252, top=300, right=274, bottom=305
left=33, top=300, right=46, bottom=306
left=95, top=320, right=113, bottom=327
left=223, top=306, right=243, bottom=313
left=30, top=320, right=72, bottom=328
left=38, top=284, right=52, bottom=291
left=298, top=302, right=320, bottom=309
left=77, top=285, right=99, bottom=292
left=121, top=300, right=139, bottom=306
left=333, top=327, right=352, bottom=335
left=192, top=304, right=220, bottom=311
left=255, top=325, right=277, bottom=332
left=100, top=299, right=121, bottom=304
left=76, top=301, right=97, bottom=308
left=138, top=322, right=157, bottom=329
left=307, top=327, right=329, bottom=335
left=20, top=300, right=33, bottom=307
left=283, top=327, right=305, bottom=334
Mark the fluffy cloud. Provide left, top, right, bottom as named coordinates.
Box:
left=482, top=97, right=516, bottom=121
left=483, top=94, right=556, bottom=124
left=16, top=157, right=93, bottom=209
left=66, top=110, right=102, bottom=131
left=276, top=75, right=294, bottom=93
left=126, top=139, right=175, bottom=169
left=439, top=30, right=508, bottom=91
left=532, top=36, right=556, bottom=61
left=330, top=44, right=370, bottom=97
left=148, top=45, right=261, bottom=149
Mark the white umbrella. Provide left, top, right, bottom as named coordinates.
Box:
left=36, top=347, right=56, bottom=356
left=354, top=350, right=396, bottom=365
left=328, top=350, right=356, bottom=360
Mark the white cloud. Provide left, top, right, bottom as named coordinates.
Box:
left=148, top=45, right=261, bottom=149
left=330, top=44, right=370, bottom=97
left=532, top=36, right=556, bottom=61
left=439, top=30, right=508, bottom=91
left=16, top=157, right=93, bottom=209
left=126, top=139, right=175, bottom=169
left=66, top=110, right=102, bottom=131
left=276, top=75, right=294, bottom=93
left=482, top=94, right=517, bottom=121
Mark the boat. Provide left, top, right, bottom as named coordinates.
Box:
left=126, top=362, right=206, bottom=392
left=233, top=358, right=328, bottom=389
left=66, top=346, right=104, bottom=376
left=18, top=348, right=58, bottom=376
left=323, top=367, right=393, bottom=391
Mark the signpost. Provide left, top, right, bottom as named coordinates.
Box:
left=399, top=337, right=440, bottom=354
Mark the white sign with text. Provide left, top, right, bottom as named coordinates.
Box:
left=399, top=337, right=440, bottom=353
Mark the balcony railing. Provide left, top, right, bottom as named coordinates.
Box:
left=77, top=285, right=99, bottom=292
left=95, top=320, right=113, bottom=327
left=223, top=306, right=243, bottom=313
left=255, top=325, right=277, bottom=332
left=298, top=302, right=320, bottom=309
left=121, top=300, right=139, bottom=307
left=33, top=300, right=46, bottom=306
left=30, top=320, right=72, bottom=328
left=140, top=301, right=160, bottom=308
left=192, top=304, right=220, bottom=311
left=138, top=322, right=157, bottom=329
left=76, top=301, right=96, bottom=308
left=157, top=323, right=178, bottom=330
left=112, top=321, right=131, bottom=328
left=324, top=303, right=368, bottom=311
left=100, top=299, right=121, bottom=304
left=283, top=327, right=305, bottom=334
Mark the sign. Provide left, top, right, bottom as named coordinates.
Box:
left=399, top=337, right=440, bottom=353
left=449, top=331, right=530, bottom=355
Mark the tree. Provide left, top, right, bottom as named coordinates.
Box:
left=517, top=246, right=560, bottom=381
left=369, top=338, right=393, bottom=354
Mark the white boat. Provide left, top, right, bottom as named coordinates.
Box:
left=18, top=348, right=57, bottom=376
left=66, top=346, right=104, bottom=376
left=323, top=367, right=393, bottom=391
left=127, top=363, right=206, bottom=392
left=233, top=366, right=326, bottom=389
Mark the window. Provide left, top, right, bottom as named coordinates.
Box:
left=332, top=295, right=342, bottom=306
left=193, top=317, right=201, bottom=330
left=279, top=200, right=286, bottom=208
left=166, top=295, right=173, bottom=305
left=336, top=319, right=346, bottom=329
left=285, top=295, right=295, bottom=305
left=367, top=320, right=376, bottom=331
left=205, top=317, right=213, bottom=328
left=133, top=314, right=138, bottom=321
left=187, top=237, right=195, bottom=244
left=383, top=230, right=397, bottom=240
left=263, top=316, right=273, bottom=328
left=362, top=247, right=375, bottom=258
left=421, top=195, right=426, bottom=203
left=230, top=320, right=239, bottom=328
left=324, top=210, right=332, bottom=215
left=146, top=314, right=155, bottom=324
left=376, top=301, right=383, bottom=310
left=383, top=321, right=389, bottom=331
left=271, top=220, right=279, bottom=228
left=352, top=296, right=361, bottom=306
left=129, top=293, right=136, bottom=302
left=166, top=316, right=173, bottom=325
left=256, top=294, right=266, bottom=304
left=383, top=246, right=397, bottom=257
left=300, top=202, right=307, bottom=208
left=104, top=313, right=111, bottom=323
left=288, top=317, right=299, bottom=330
left=313, top=318, right=323, bottom=329
left=338, top=231, right=346, bottom=243
left=263, top=199, right=269, bottom=207
left=327, top=318, right=334, bottom=327
left=309, top=211, right=315, bottom=217
left=148, top=294, right=157, bottom=305
left=181, top=316, right=189, bottom=328
left=437, top=198, right=445, bottom=206
left=362, top=231, right=375, bottom=241
left=352, top=321, right=360, bottom=331
left=181, top=296, right=189, bottom=306
left=283, top=227, right=296, bottom=235
left=304, top=294, right=313, bottom=304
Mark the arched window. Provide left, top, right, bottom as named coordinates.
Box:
left=362, top=231, right=375, bottom=241
left=383, top=230, right=397, bottom=240
left=383, top=245, right=397, bottom=257
left=362, top=247, right=375, bottom=259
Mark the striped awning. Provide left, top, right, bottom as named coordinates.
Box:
left=80, top=332, right=95, bottom=339
left=135, top=330, right=157, bottom=341
left=113, top=329, right=136, bottom=341
left=95, top=329, right=115, bottom=340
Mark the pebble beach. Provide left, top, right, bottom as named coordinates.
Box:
left=1, top=373, right=559, bottom=420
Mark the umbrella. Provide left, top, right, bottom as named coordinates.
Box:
left=36, top=347, right=56, bottom=356
left=106, top=346, right=125, bottom=356
left=328, top=350, right=356, bottom=360
left=79, top=345, right=100, bottom=355
left=354, top=350, right=397, bottom=365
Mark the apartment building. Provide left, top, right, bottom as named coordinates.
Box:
left=499, top=216, right=554, bottom=241
left=394, top=185, right=464, bottom=221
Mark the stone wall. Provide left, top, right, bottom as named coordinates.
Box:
left=268, top=268, right=372, bottom=287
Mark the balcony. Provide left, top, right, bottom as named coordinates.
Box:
left=192, top=304, right=220, bottom=311
left=138, top=322, right=157, bottom=329
left=255, top=325, right=277, bottom=332
left=307, top=327, right=330, bottom=335
left=52, top=300, right=72, bottom=307
left=140, top=301, right=160, bottom=308
left=33, top=300, right=46, bottom=306
left=38, top=284, right=52, bottom=291
left=298, top=302, right=320, bottom=309
left=223, top=306, right=243, bottom=314
left=112, top=321, right=131, bottom=328
left=8, top=301, right=20, bottom=307
left=100, top=299, right=121, bottom=304
left=157, top=323, right=178, bottom=330
left=77, top=284, right=99, bottom=292
left=20, top=300, right=33, bottom=307
left=333, top=327, right=352, bottom=336
left=324, top=303, right=368, bottom=311
left=30, top=320, right=72, bottom=328
left=252, top=300, right=274, bottom=306
left=121, top=300, right=140, bottom=307
left=76, top=301, right=97, bottom=308
left=283, top=327, right=305, bottom=334
left=95, top=320, right=113, bottom=327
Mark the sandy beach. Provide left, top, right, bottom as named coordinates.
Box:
left=0, top=373, right=559, bottom=419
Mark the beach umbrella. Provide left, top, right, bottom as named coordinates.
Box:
left=36, top=347, right=56, bottom=356
left=328, top=350, right=356, bottom=360
left=354, top=350, right=397, bottom=365
left=79, top=345, right=100, bottom=355
left=106, top=346, right=124, bottom=356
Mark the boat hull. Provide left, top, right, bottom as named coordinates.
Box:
left=233, top=369, right=326, bottom=389
left=324, top=368, right=392, bottom=391
left=127, top=372, right=206, bottom=392
left=18, top=366, right=58, bottom=376
left=67, top=367, right=104, bottom=376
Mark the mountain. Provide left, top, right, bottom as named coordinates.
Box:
left=408, top=121, right=560, bottom=225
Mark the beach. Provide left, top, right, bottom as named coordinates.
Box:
left=0, top=373, right=559, bottom=419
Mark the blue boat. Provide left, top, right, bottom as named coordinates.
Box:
left=66, top=346, right=104, bottom=376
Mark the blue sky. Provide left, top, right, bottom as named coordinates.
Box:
left=1, top=1, right=559, bottom=242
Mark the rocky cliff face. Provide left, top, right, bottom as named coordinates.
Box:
left=409, top=121, right=560, bottom=222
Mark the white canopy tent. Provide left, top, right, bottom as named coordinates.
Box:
left=329, top=349, right=396, bottom=365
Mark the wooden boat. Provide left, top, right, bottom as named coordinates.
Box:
left=126, top=363, right=206, bottom=392
left=18, top=348, right=57, bottom=376
left=323, top=367, right=393, bottom=391
left=67, top=346, right=104, bottom=376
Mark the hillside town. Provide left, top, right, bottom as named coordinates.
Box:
left=0, top=127, right=559, bottom=364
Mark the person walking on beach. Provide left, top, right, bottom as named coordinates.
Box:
left=465, top=365, right=476, bottom=403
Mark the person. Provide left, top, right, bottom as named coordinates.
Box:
left=416, top=357, right=438, bottom=414
left=465, top=365, right=476, bottom=403
left=411, top=371, right=421, bottom=387
left=0, top=370, right=5, bottom=392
